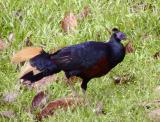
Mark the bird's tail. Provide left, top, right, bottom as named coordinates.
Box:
left=11, top=47, right=60, bottom=83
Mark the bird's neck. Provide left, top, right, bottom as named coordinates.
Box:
left=110, top=37, right=124, bottom=49
left=109, top=36, right=121, bottom=43
left=107, top=37, right=125, bottom=64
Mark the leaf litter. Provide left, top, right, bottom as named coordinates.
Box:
left=31, top=91, right=48, bottom=110
left=37, top=96, right=84, bottom=120
left=60, top=12, right=78, bottom=33
left=0, top=110, right=15, bottom=119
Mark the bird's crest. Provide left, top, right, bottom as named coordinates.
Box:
left=112, top=28, right=120, bottom=33
left=11, top=47, right=43, bottom=64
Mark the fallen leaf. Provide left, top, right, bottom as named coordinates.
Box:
left=35, top=75, right=59, bottom=90
left=0, top=110, right=15, bottom=118
left=8, top=32, right=15, bottom=42
left=154, top=51, right=160, bottom=59
left=0, top=39, right=6, bottom=51
left=31, top=91, right=47, bottom=110
left=148, top=109, right=160, bottom=122
left=125, top=41, right=135, bottom=54
left=3, top=91, right=19, bottom=103
left=60, top=12, right=77, bottom=33
left=113, top=74, right=134, bottom=84
left=78, top=6, right=91, bottom=20
left=139, top=100, right=160, bottom=108
left=11, top=47, right=43, bottom=64
left=37, top=96, right=83, bottom=120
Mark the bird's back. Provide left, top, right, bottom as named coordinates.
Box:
left=51, top=41, right=109, bottom=70
left=51, top=40, right=125, bottom=79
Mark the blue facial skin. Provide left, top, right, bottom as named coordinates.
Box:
left=116, top=32, right=126, bottom=40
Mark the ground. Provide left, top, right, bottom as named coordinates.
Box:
left=0, top=0, right=160, bottom=122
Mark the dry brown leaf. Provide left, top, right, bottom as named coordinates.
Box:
left=113, top=74, right=134, bottom=84
left=0, top=110, right=15, bottom=118
left=139, top=100, right=160, bottom=108
left=11, top=47, right=43, bottom=64
left=31, top=91, right=47, bottom=110
left=148, top=109, right=160, bottom=122
left=37, top=96, right=83, bottom=120
left=33, top=75, right=59, bottom=91
left=60, top=12, right=77, bottom=33
left=3, top=91, right=19, bottom=103
left=125, top=41, right=135, bottom=54
left=154, top=51, right=160, bottom=59
left=78, top=6, right=91, bottom=20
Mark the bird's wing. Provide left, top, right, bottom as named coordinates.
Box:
left=51, top=41, right=108, bottom=71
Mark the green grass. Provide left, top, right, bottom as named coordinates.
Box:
left=0, top=0, right=160, bottom=121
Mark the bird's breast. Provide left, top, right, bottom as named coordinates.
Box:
left=81, top=56, right=111, bottom=78
left=110, top=48, right=125, bottom=64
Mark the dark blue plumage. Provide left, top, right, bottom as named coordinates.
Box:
left=21, top=28, right=126, bottom=93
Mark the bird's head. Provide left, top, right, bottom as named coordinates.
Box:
left=111, top=28, right=127, bottom=41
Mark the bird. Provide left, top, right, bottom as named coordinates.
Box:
left=11, top=28, right=126, bottom=96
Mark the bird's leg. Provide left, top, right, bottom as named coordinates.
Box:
left=65, top=71, right=81, bottom=97
left=81, top=79, right=89, bottom=96
left=81, top=87, right=87, bottom=98
left=81, top=79, right=90, bottom=105
left=82, top=88, right=86, bottom=96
